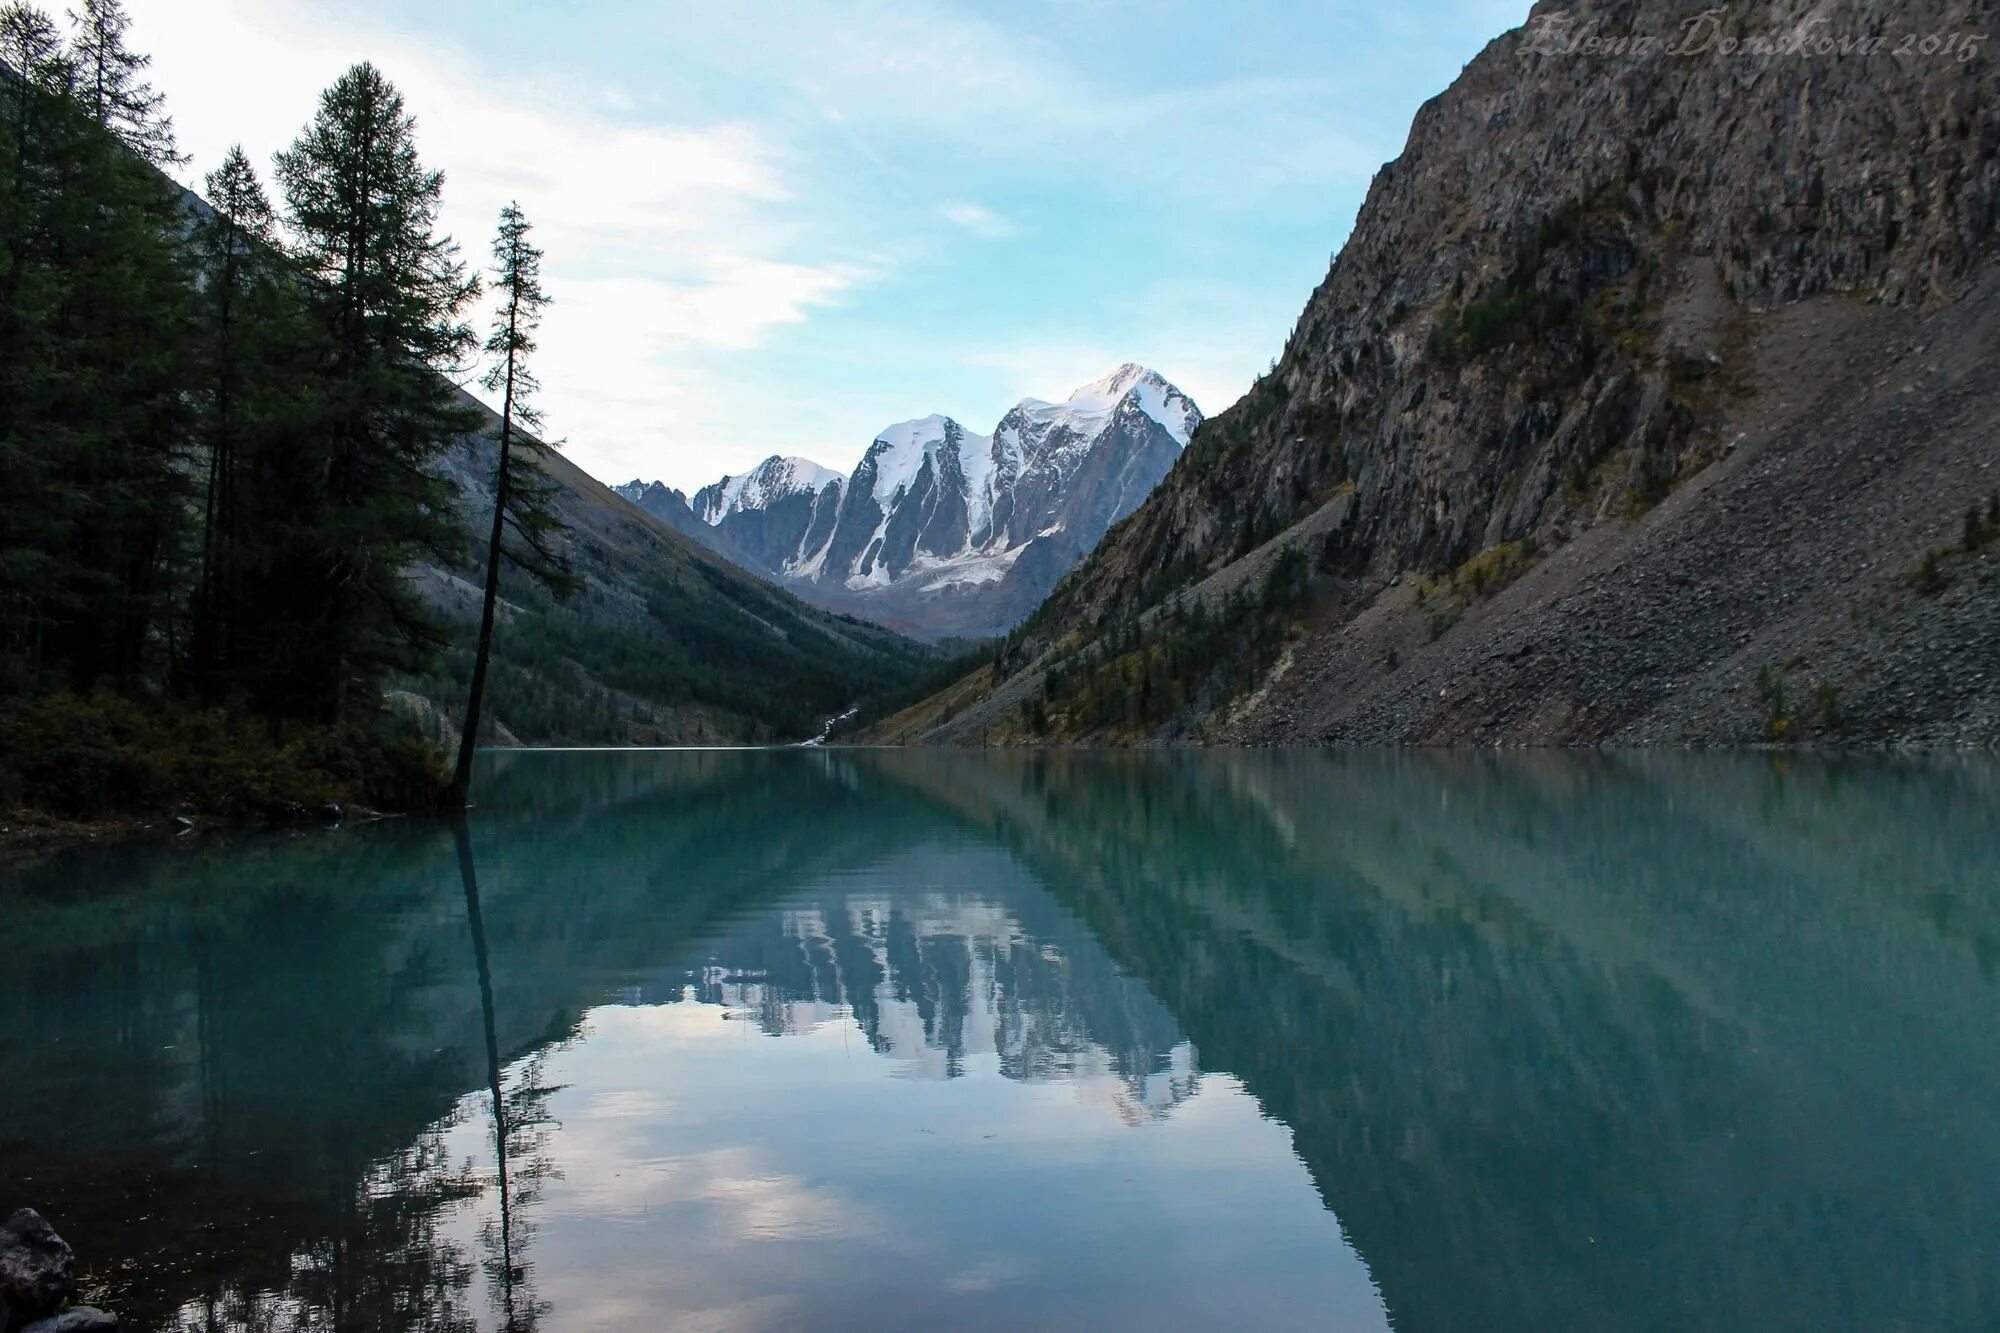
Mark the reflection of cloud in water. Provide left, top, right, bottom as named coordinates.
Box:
left=467, top=999, right=1365, bottom=1333
left=575, top=1087, right=678, bottom=1120
left=688, top=1144, right=860, bottom=1232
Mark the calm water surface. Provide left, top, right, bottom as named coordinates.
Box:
left=4, top=748, right=1998, bottom=1331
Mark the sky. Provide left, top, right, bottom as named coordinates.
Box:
left=128, top=0, right=1527, bottom=493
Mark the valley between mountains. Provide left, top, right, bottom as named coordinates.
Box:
left=9, top=0, right=1994, bottom=833
left=414, top=0, right=2000, bottom=753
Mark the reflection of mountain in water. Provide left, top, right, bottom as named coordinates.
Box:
left=662, top=847, right=1197, bottom=1120
left=867, top=749, right=2000, bottom=1333
left=3, top=748, right=1998, bottom=1332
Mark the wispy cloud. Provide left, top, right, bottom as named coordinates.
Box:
left=939, top=201, right=1019, bottom=238
left=123, top=0, right=1521, bottom=492
left=126, top=0, right=880, bottom=485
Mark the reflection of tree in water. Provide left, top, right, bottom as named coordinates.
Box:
left=156, top=823, right=567, bottom=1333
left=173, top=1124, right=482, bottom=1332
left=456, top=820, right=558, bottom=1333
left=473, top=1048, right=559, bottom=1333
left=2, top=751, right=930, bottom=1332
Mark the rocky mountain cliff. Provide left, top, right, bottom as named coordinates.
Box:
left=879, top=0, right=2000, bottom=747
left=622, top=365, right=1199, bottom=640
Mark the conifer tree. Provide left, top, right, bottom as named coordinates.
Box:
left=0, top=3, right=71, bottom=675
left=53, top=18, right=193, bottom=688
left=0, top=3, right=70, bottom=406
left=449, top=202, right=573, bottom=805
left=273, top=61, right=478, bottom=722
left=190, top=144, right=305, bottom=694
left=0, top=0, right=193, bottom=689
left=64, top=0, right=178, bottom=164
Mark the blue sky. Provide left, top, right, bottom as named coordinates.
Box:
left=132, top=0, right=1526, bottom=491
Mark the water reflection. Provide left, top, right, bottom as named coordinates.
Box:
left=455, top=819, right=550, bottom=1333
left=1, top=748, right=1997, bottom=1331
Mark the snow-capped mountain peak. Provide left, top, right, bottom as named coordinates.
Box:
left=616, top=364, right=1199, bottom=639
left=865, top=415, right=969, bottom=505
left=1043, top=363, right=1200, bottom=447
left=693, top=455, right=845, bottom=525
left=1066, top=362, right=1153, bottom=411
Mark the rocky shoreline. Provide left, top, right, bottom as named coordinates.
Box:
left=0, top=1211, right=117, bottom=1333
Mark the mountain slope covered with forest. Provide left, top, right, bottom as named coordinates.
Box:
left=874, top=0, right=2000, bottom=748
left=406, top=394, right=939, bottom=746
left=0, top=4, right=936, bottom=829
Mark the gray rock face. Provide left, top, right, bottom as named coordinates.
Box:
left=611, top=479, right=701, bottom=538
left=0, top=1209, right=75, bottom=1333
left=612, top=477, right=774, bottom=575
left=720, top=484, right=841, bottom=575
left=684, top=456, right=848, bottom=576
left=931, top=0, right=2000, bottom=744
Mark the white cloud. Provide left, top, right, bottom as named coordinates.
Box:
left=939, top=201, right=1018, bottom=238
left=534, top=258, right=863, bottom=481
left=125, top=0, right=871, bottom=486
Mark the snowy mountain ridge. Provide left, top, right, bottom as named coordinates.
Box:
left=692, top=455, right=846, bottom=526
left=621, top=365, right=1200, bottom=639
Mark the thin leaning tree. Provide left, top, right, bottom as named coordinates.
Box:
left=448, top=202, right=575, bottom=807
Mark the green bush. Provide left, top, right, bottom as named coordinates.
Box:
left=1911, top=549, right=1946, bottom=597
left=0, top=691, right=445, bottom=821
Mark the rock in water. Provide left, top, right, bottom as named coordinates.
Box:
left=20, top=1311, right=117, bottom=1333
left=0, top=1209, right=75, bottom=1333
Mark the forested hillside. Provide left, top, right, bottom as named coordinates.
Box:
left=0, top=1, right=934, bottom=825
left=403, top=400, right=942, bottom=748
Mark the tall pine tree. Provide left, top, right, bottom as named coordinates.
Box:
left=189, top=144, right=311, bottom=698
left=448, top=202, right=572, bottom=805
left=273, top=61, right=478, bottom=722
left=0, top=4, right=72, bottom=680
left=65, top=0, right=177, bottom=164
left=0, top=0, right=193, bottom=690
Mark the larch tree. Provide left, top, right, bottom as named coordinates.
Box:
left=273, top=61, right=478, bottom=723
left=449, top=201, right=573, bottom=806
left=190, top=144, right=304, bottom=696
left=64, top=0, right=178, bottom=164
left=0, top=3, right=71, bottom=671
left=0, top=0, right=193, bottom=690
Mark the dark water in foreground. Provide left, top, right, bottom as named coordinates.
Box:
left=3, top=749, right=1998, bottom=1332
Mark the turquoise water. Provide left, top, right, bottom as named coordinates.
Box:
left=3, top=748, right=1998, bottom=1331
